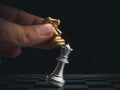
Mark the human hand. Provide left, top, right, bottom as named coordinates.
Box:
left=0, top=4, right=54, bottom=58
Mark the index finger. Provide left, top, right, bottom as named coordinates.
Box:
left=0, top=4, right=44, bottom=25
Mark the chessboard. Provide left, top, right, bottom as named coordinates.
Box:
left=0, top=74, right=120, bottom=90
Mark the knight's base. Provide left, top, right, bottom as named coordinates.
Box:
left=46, top=75, right=65, bottom=87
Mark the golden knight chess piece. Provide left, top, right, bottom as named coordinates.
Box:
left=42, top=17, right=66, bottom=49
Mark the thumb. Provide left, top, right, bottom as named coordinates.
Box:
left=0, top=18, right=54, bottom=47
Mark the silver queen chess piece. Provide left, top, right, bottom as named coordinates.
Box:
left=46, top=44, right=73, bottom=87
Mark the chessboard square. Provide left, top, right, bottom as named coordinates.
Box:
left=64, top=88, right=88, bottom=90
left=64, top=85, right=88, bottom=89
left=20, top=78, right=40, bottom=81
left=35, top=81, right=46, bottom=85
left=89, top=88, right=117, bottom=90
left=87, top=81, right=113, bottom=88
left=0, top=77, right=18, bottom=81
left=19, top=74, right=45, bottom=79
left=0, top=80, right=11, bottom=84
left=65, top=82, right=86, bottom=85
left=30, top=88, right=63, bottom=90
left=113, top=84, right=120, bottom=88
left=6, top=83, right=34, bottom=88
left=18, top=74, right=46, bottom=81
left=20, top=77, right=44, bottom=81
left=8, top=74, right=21, bottom=77
left=107, top=78, right=120, bottom=80
left=110, top=80, right=120, bottom=84
left=66, top=80, right=86, bottom=85
left=85, top=78, right=106, bottom=81
left=12, top=81, right=36, bottom=84
left=12, top=79, right=38, bottom=83
left=88, top=84, right=113, bottom=88
left=105, top=76, right=120, bottom=81
left=66, top=80, right=85, bottom=82
left=0, top=88, right=28, bottom=90
left=86, top=81, right=110, bottom=85
left=32, top=83, right=58, bottom=88
left=64, top=74, right=85, bottom=80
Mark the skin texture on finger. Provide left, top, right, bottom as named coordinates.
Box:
left=0, top=18, right=54, bottom=47
left=22, top=24, right=54, bottom=47
left=0, top=4, right=44, bottom=25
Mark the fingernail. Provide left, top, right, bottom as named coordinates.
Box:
left=36, top=24, right=53, bottom=35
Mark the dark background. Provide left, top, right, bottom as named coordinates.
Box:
left=0, top=0, right=119, bottom=74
